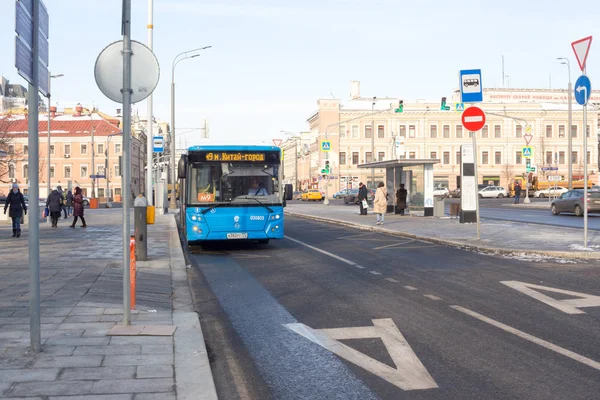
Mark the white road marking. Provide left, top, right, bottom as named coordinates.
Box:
left=369, top=271, right=382, bottom=276
left=373, top=240, right=415, bottom=250
left=355, top=265, right=366, bottom=269
left=285, top=236, right=358, bottom=266
left=404, top=286, right=418, bottom=291
left=336, top=233, right=376, bottom=240
left=501, top=281, right=600, bottom=315
left=285, top=318, right=438, bottom=391
left=450, top=305, right=600, bottom=371
left=385, top=278, right=400, bottom=283
left=424, top=295, right=442, bottom=301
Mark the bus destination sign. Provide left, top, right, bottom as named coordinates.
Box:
left=201, top=152, right=267, bottom=162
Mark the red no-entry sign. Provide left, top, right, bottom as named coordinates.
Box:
left=461, top=106, right=486, bottom=132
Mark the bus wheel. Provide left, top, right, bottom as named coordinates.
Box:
left=258, top=239, right=270, bottom=244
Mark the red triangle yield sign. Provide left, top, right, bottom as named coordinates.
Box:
left=272, top=139, right=283, bottom=147
left=523, top=134, right=533, bottom=145
left=572, top=36, right=593, bottom=71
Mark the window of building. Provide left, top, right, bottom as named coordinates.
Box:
left=50, top=166, right=55, bottom=178
left=482, top=151, right=489, bottom=164
left=409, top=125, right=416, bottom=138
left=97, top=166, right=105, bottom=174
left=559, top=151, right=565, bottom=164
left=430, top=125, right=437, bottom=138
left=409, top=152, right=416, bottom=159
left=114, top=188, right=122, bottom=196
left=456, top=151, right=461, bottom=165
left=114, top=165, right=120, bottom=177
left=495, top=151, right=502, bottom=164
left=378, top=151, right=385, bottom=161
left=443, top=151, right=450, bottom=164
left=516, top=125, right=522, bottom=138
left=98, top=144, right=104, bottom=155
left=23, top=164, right=28, bottom=179
left=114, top=143, right=121, bottom=153
left=430, top=151, right=437, bottom=159
left=546, top=151, right=553, bottom=165
left=546, top=125, right=553, bottom=138
left=365, top=125, right=372, bottom=138
left=365, top=152, right=372, bottom=163
left=64, top=166, right=71, bottom=178
left=516, top=151, right=522, bottom=164
left=399, top=126, right=406, bottom=137
left=352, top=152, right=359, bottom=164
left=351, top=125, right=359, bottom=138
left=481, top=125, right=489, bottom=138
left=81, top=144, right=87, bottom=154
left=494, top=125, right=501, bottom=138
left=559, top=125, right=565, bottom=138
left=98, top=188, right=105, bottom=198
left=456, top=125, right=463, bottom=138
left=572, top=151, right=578, bottom=164
left=81, top=165, right=88, bottom=178
left=8, top=145, right=14, bottom=155
left=339, top=125, right=346, bottom=139
left=587, top=125, right=591, bottom=137
left=50, top=145, right=54, bottom=155
left=377, top=125, right=385, bottom=138
left=443, top=125, right=450, bottom=139
left=339, top=152, right=346, bottom=165
left=8, top=164, right=15, bottom=179
left=571, top=125, right=578, bottom=138
left=64, top=144, right=71, bottom=155
left=24, top=145, right=28, bottom=155
left=587, top=151, right=591, bottom=164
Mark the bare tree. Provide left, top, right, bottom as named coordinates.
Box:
left=0, top=117, right=46, bottom=187
left=501, top=163, right=513, bottom=187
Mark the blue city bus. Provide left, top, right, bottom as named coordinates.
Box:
left=178, top=144, right=286, bottom=245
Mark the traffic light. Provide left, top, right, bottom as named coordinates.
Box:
left=321, top=160, right=331, bottom=174
left=395, top=100, right=404, bottom=113
left=440, top=97, right=450, bottom=111
left=525, top=158, right=531, bottom=172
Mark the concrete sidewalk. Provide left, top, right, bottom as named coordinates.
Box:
left=286, top=203, right=600, bottom=259
left=0, top=209, right=217, bottom=399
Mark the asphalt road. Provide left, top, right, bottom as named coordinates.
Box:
left=188, top=216, right=600, bottom=400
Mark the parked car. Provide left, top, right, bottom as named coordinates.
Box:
left=534, top=186, right=568, bottom=198
left=478, top=186, right=508, bottom=198
left=551, top=189, right=600, bottom=216
left=301, top=189, right=323, bottom=201
left=293, top=191, right=303, bottom=200
left=333, top=189, right=351, bottom=199
left=343, top=189, right=374, bottom=205
left=433, top=187, right=449, bottom=197
left=448, top=188, right=461, bottom=198
left=82, top=196, right=90, bottom=206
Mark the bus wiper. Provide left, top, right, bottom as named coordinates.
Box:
left=241, top=197, right=273, bottom=213
left=200, top=203, right=226, bottom=214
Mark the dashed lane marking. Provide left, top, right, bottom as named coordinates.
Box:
left=285, top=236, right=359, bottom=267
left=369, top=271, right=382, bottom=276
left=385, top=278, right=400, bottom=283
left=372, top=240, right=415, bottom=250
left=404, top=286, right=418, bottom=291
left=424, top=295, right=442, bottom=301
left=355, top=265, right=366, bottom=269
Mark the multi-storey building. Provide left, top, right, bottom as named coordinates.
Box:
left=287, top=81, right=600, bottom=192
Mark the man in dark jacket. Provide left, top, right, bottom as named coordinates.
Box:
left=396, top=184, right=408, bottom=215
left=3, top=183, right=27, bottom=237
left=46, top=187, right=63, bottom=228
left=514, top=181, right=522, bottom=204
left=357, top=182, right=368, bottom=215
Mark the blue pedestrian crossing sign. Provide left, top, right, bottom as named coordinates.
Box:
left=320, top=141, right=331, bottom=152
left=455, top=102, right=465, bottom=112
left=522, top=146, right=533, bottom=158
left=574, top=75, right=591, bottom=106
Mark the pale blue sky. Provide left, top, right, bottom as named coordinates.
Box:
left=1, top=0, right=598, bottom=147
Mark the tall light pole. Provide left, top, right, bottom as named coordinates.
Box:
left=371, top=96, right=376, bottom=189
left=46, top=73, right=63, bottom=198
left=281, top=131, right=301, bottom=191
left=170, top=46, right=212, bottom=209
left=146, top=0, right=154, bottom=204
left=558, top=57, right=573, bottom=189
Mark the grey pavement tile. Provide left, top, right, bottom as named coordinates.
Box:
left=40, top=316, right=68, bottom=324
left=0, top=355, right=34, bottom=370
left=103, top=354, right=173, bottom=367
left=59, top=322, right=116, bottom=330
left=109, top=336, right=172, bottom=346
left=103, top=308, right=139, bottom=315
left=134, top=392, right=175, bottom=400
left=0, top=367, right=59, bottom=382
left=50, top=396, right=132, bottom=400
left=45, top=336, right=110, bottom=346
left=141, top=345, right=173, bottom=355
left=0, top=331, right=23, bottom=339
left=63, top=315, right=108, bottom=323
left=91, top=378, right=174, bottom=394
left=40, top=346, right=76, bottom=356
left=6, top=381, right=95, bottom=396
left=42, top=329, right=85, bottom=339
left=69, top=307, right=107, bottom=315
left=136, top=364, right=173, bottom=379
left=99, top=315, right=129, bottom=322
left=60, top=366, right=136, bottom=381
left=0, top=310, right=14, bottom=317
left=73, top=345, right=141, bottom=356
left=32, top=355, right=103, bottom=368
left=81, top=329, right=111, bottom=337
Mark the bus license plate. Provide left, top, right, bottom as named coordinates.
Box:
left=227, top=233, right=248, bottom=239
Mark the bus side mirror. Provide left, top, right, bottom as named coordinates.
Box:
left=178, top=155, right=187, bottom=179
left=283, top=199, right=287, bottom=208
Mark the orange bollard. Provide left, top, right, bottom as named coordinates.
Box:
left=130, top=235, right=136, bottom=310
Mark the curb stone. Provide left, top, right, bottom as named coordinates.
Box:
left=285, top=211, right=600, bottom=261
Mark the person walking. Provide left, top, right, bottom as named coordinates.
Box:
left=3, top=183, right=27, bottom=237
left=46, top=186, right=63, bottom=228
left=57, top=186, right=68, bottom=219
left=70, top=187, right=87, bottom=228
left=357, top=182, right=368, bottom=215
left=66, top=189, right=73, bottom=216
left=373, top=182, right=388, bottom=225
left=513, top=181, right=522, bottom=204
left=396, top=184, right=408, bottom=215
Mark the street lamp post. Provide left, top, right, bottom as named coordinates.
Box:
left=371, top=97, right=376, bottom=189
left=170, top=46, right=212, bottom=210
left=105, top=132, right=123, bottom=206
left=281, top=131, right=301, bottom=191
left=558, top=57, right=573, bottom=190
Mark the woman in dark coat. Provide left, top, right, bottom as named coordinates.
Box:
left=396, top=184, right=408, bottom=215
left=46, top=186, right=63, bottom=228
left=3, top=183, right=27, bottom=237
left=70, top=187, right=87, bottom=228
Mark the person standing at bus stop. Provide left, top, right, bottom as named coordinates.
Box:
left=513, top=181, right=522, bottom=204
left=3, top=183, right=27, bottom=238
left=357, top=182, right=368, bottom=215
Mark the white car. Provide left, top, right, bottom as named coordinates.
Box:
left=433, top=187, right=449, bottom=197
left=478, top=186, right=508, bottom=198
left=534, top=186, right=568, bottom=198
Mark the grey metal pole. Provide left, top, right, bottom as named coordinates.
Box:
left=91, top=119, right=95, bottom=198
left=146, top=0, right=154, bottom=204
left=122, top=0, right=133, bottom=325
left=170, top=79, right=176, bottom=209
left=568, top=78, right=573, bottom=190
left=371, top=99, right=375, bottom=189
left=47, top=71, right=51, bottom=198
left=29, top=0, right=41, bottom=352
left=472, top=130, right=480, bottom=241
left=295, top=137, right=298, bottom=191
left=583, top=68, right=588, bottom=247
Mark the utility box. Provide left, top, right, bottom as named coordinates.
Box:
left=134, top=195, right=148, bottom=261
left=433, top=197, right=445, bottom=217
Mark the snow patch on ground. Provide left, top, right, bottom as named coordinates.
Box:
left=493, top=252, right=577, bottom=264
left=568, top=244, right=600, bottom=252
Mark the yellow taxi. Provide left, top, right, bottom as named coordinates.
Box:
left=301, top=189, right=323, bottom=201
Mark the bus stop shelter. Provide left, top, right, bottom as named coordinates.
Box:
left=358, top=159, right=440, bottom=216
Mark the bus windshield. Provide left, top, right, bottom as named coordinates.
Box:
left=188, top=162, right=281, bottom=206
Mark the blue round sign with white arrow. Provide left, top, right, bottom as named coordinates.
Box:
left=574, top=75, right=591, bottom=106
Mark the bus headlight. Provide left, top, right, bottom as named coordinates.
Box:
left=192, top=226, right=202, bottom=234
left=191, top=215, right=197, bottom=221
left=270, top=214, right=281, bottom=220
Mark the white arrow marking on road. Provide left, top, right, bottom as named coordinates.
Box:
left=464, top=116, right=483, bottom=123
left=285, top=318, right=438, bottom=391
left=576, top=85, right=588, bottom=101
left=501, top=281, right=600, bottom=314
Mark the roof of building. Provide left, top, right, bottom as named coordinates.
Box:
left=0, top=113, right=121, bottom=136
